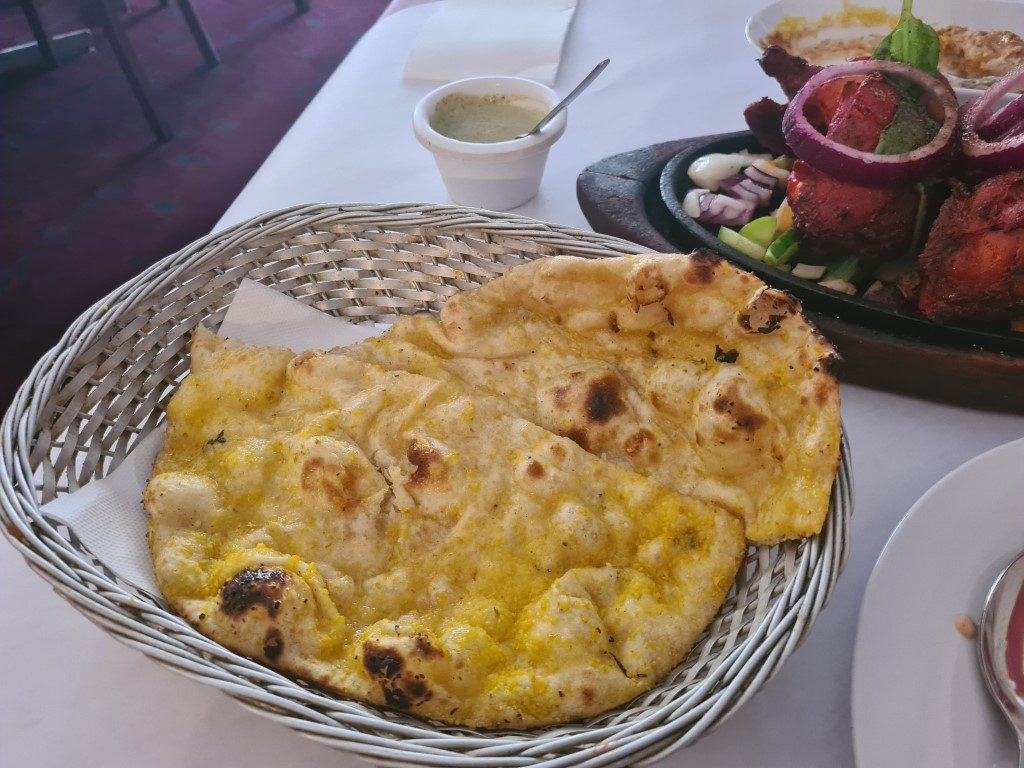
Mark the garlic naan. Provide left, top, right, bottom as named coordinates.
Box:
left=145, top=327, right=744, bottom=728
left=347, top=253, right=840, bottom=544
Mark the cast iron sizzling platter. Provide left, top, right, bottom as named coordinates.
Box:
left=659, top=132, right=1024, bottom=357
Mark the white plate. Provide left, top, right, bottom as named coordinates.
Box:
left=852, top=437, right=1024, bottom=768
left=745, top=0, right=1023, bottom=104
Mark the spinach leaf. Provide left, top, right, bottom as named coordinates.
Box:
left=872, top=0, right=940, bottom=74
left=874, top=95, right=940, bottom=154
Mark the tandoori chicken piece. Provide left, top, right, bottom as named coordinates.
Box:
left=787, top=73, right=919, bottom=267
left=917, top=171, right=1024, bottom=323
left=744, top=47, right=824, bottom=153
left=744, top=47, right=857, bottom=154
left=744, top=97, right=790, bottom=155
left=758, top=45, right=822, bottom=99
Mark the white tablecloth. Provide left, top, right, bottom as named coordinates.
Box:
left=3, top=1, right=1022, bottom=766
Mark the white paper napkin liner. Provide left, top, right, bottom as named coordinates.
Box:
left=41, top=279, right=389, bottom=596
left=403, top=0, right=579, bottom=85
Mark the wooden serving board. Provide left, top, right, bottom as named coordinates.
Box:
left=577, top=137, right=1024, bottom=413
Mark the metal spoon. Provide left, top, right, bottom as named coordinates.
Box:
left=514, top=59, right=610, bottom=139
left=979, top=550, right=1024, bottom=768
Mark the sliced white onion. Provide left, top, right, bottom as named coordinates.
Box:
left=682, top=188, right=708, bottom=218
left=818, top=278, right=858, bottom=295
left=792, top=263, right=827, bottom=280
left=693, top=191, right=758, bottom=225
left=752, top=158, right=790, bottom=181
left=687, top=151, right=772, bottom=191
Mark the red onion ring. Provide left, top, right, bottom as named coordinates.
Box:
left=782, top=60, right=959, bottom=186
left=963, top=65, right=1024, bottom=175
left=978, top=93, right=1024, bottom=142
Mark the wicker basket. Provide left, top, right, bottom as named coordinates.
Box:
left=0, top=203, right=852, bottom=767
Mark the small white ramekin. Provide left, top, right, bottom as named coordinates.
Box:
left=413, top=76, right=567, bottom=211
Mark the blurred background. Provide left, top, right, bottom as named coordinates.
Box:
left=0, top=0, right=388, bottom=407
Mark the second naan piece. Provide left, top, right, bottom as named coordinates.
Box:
left=347, top=253, right=840, bottom=544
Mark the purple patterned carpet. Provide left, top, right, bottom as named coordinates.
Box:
left=0, top=0, right=388, bottom=406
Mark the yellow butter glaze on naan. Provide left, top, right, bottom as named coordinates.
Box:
left=145, top=327, right=744, bottom=728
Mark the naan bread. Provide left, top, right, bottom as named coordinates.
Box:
left=146, top=327, right=744, bottom=728
left=346, top=253, right=840, bottom=544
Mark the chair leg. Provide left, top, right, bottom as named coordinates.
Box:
left=176, top=0, right=220, bottom=68
left=19, top=0, right=58, bottom=68
left=95, top=0, right=172, bottom=142
left=294, top=0, right=310, bottom=14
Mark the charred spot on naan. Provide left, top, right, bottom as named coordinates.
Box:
left=363, top=641, right=404, bottom=678
left=406, top=439, right=449, bottom=489
left=737, top=287, right=800, bottom=334
left=361, top=635, right=443, bottom=710
left=713, top=345, right=739, bottom=364
left=548, top=441, right=567, bottom=461
left=694, top=370, right=781, bottom=475
left=624, top=428, right=657, bottom=459
left=514, top=452, right=554, bottom=486
left=536, top=367, right=660, bottom=465
left=263, top=628, right=285, bottom=660
left=628, top=262, right=670, bottom=310
left=221, top=567, right=289, bottom=617
left=682, top=249, right=722, bottom=285
left=301, top=455, right=358, bottom=513
left=287, top=437, right=392, bottom=549
left=413, top=634, right=443, bottom=659
left=212, top=566, right=317, bottom=664
left=712, top=390, right=767, bottom=433
left=584, top=373, right=626, bottom=423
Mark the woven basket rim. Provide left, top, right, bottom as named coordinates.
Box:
left=0, top=202, right=852, bottom=768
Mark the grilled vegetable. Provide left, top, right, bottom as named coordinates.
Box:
left=823, top=256, right=860, bottom=282
left=718, top=226, right=767, bottom=260
left=765, top=230, right=799, bottom=266
left=792, top=263, right=827, bottom=280
left=818, top=278, right=858, bottom=295
left=739, top=216, right=779, bottom=248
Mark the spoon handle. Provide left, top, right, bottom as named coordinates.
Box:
left=533, top=58, right=610, bottom=134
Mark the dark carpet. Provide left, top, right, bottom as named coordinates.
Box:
left=0, top=0, right=388, bottom=407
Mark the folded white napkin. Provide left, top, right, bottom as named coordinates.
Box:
left=42, top=280, right=389, bottom=596
left=403, top=0, right=579, bottom=85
